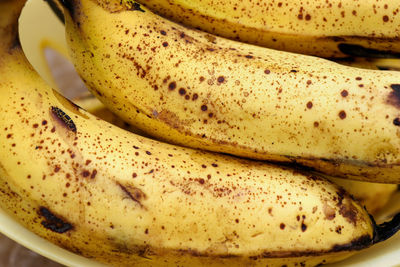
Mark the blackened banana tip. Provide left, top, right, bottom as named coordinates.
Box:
left=372, top=212, right=400, bottom=244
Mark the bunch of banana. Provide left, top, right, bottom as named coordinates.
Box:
left=4, top=0, right=400, bottom=266
left=74, top=93, right=398, bottom=216
left=62, top=0, right=400, bottom=183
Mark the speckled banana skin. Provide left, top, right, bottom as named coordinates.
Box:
left=135, top=0, right=400, bottom=58
left=63, top=0, right=400, bottom=183
left=75, top=93, right=399, bottom=216
left=0, top=1, right=390, bottom=266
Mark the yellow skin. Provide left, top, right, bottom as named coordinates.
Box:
left=1, top=1, right=393, bottom=266
left=64, top=0, right=400, bottom=183
left=136, top=0, right=400, bottom=58
left=75, top=93, right=398, bottom=216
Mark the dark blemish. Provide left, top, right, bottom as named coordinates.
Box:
left=245, top=55, right=253, bottom=59
left=145, top=228, right=149, bottom=234
left=355, top=77, right=362, bottom=81
left=301, top=223, right=307, bottom=232
left=6, top=134, right=12, bottom=139
left=383, top=15, right=389, bottom=22
left=212, top=163, right=218, bottom=167
left=118, top=182, right=147, bottom=208
left=341, top=90, right=348, bottom=97
left=201, top=164, right=207, bottom=168
left=339, top=110, right=347, bottom=119
left=50, top=106, right=77, bottom=133
left=192, top=93, right=199, bottom=100
left=298, top=14, right=303, bottom=20
left=386, top=85, right=400, bottom=108
left=208, top=113, right=214, bottom=118
left=168, top=82, right=176, bottom=90
left=33, top=123, right=39, bottom=128
left=162, top=42, right=168, bottom=47
left=264, top=69, right=271, bottom=74
left=39, top=206, right=73, bottom=233
left=391, top=84, right=400, bottom=93
left=290, top=70, right=298, bottom=73
left=129, top=2, right=145, bottom=12
left=305, top=14, right=311, bottom=20
left=306, top=101, right=313, bottom=109
left=85, top=160, right=92, bottom=166
left=91, top=170, right=97, bottom=179
left=82, top=170, right=90, bottom=177
left=54, top=166, right=60, bottom=173
left=125, top=29, right=129, bottom=34
left=201, top=105, right=208, bottom=111
left=160, top=30, right=166, bottom=35
left=235, top=219, right=239, bottom=223
left=42, top=120, right=47, bottom=125
left=393, top=118, right=400, bottom=126
left=338, top=43, right=400, bottom=58
left=146, top=151, right=152, bottom=155
left=185, top=95, right=190, bottom=100
left=280, top=223, right=285, bottom=229
left=198, top=178, right=205, bottom=184
left=314, top=121, right=319, bottom=127
left=179, top=88, right=186, bottom=95
left=217, top=76, right=225, bottom=83
left=133, top=145, right=139, bottom=149
left=339, top=204, right=357, bottom=225
left=180, top=32, right=185, bottom=38
left=199, top=76, right=205, bottom=82
left=132, top=173, right=137, bottom=178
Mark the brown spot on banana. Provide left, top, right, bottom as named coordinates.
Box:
left=117, top=182, right=147, bottom=209
left=38, top=206, right=73, bottom=233
left=50, top=106, right=77, bottom=133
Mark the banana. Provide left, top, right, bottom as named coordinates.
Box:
left=132, top=0, right=400, bottom=58
left=62, top=0, right=400, bottom=183
left=3, top=1, right=400, bottom=266
left=75, top=93, right=399, bottom=216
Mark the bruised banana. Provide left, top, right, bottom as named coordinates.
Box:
left=63, top=0, right=400, bottom=183
left=74, top=93, right=399, bottom=216
left=4, top=1, right=400, bottom=266
left=134, top=0, right=400, bottom=58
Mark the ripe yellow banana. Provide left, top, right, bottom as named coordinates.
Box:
left=134, top=0, right=400, bottom=58
left=75, top=93, right=399, bottom=216
left=63, top=0, right=400, bottom=183
left=4, top=1, right=400, bottom=266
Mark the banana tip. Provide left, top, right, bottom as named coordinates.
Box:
left=372, top=212, right=400, bottom=244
